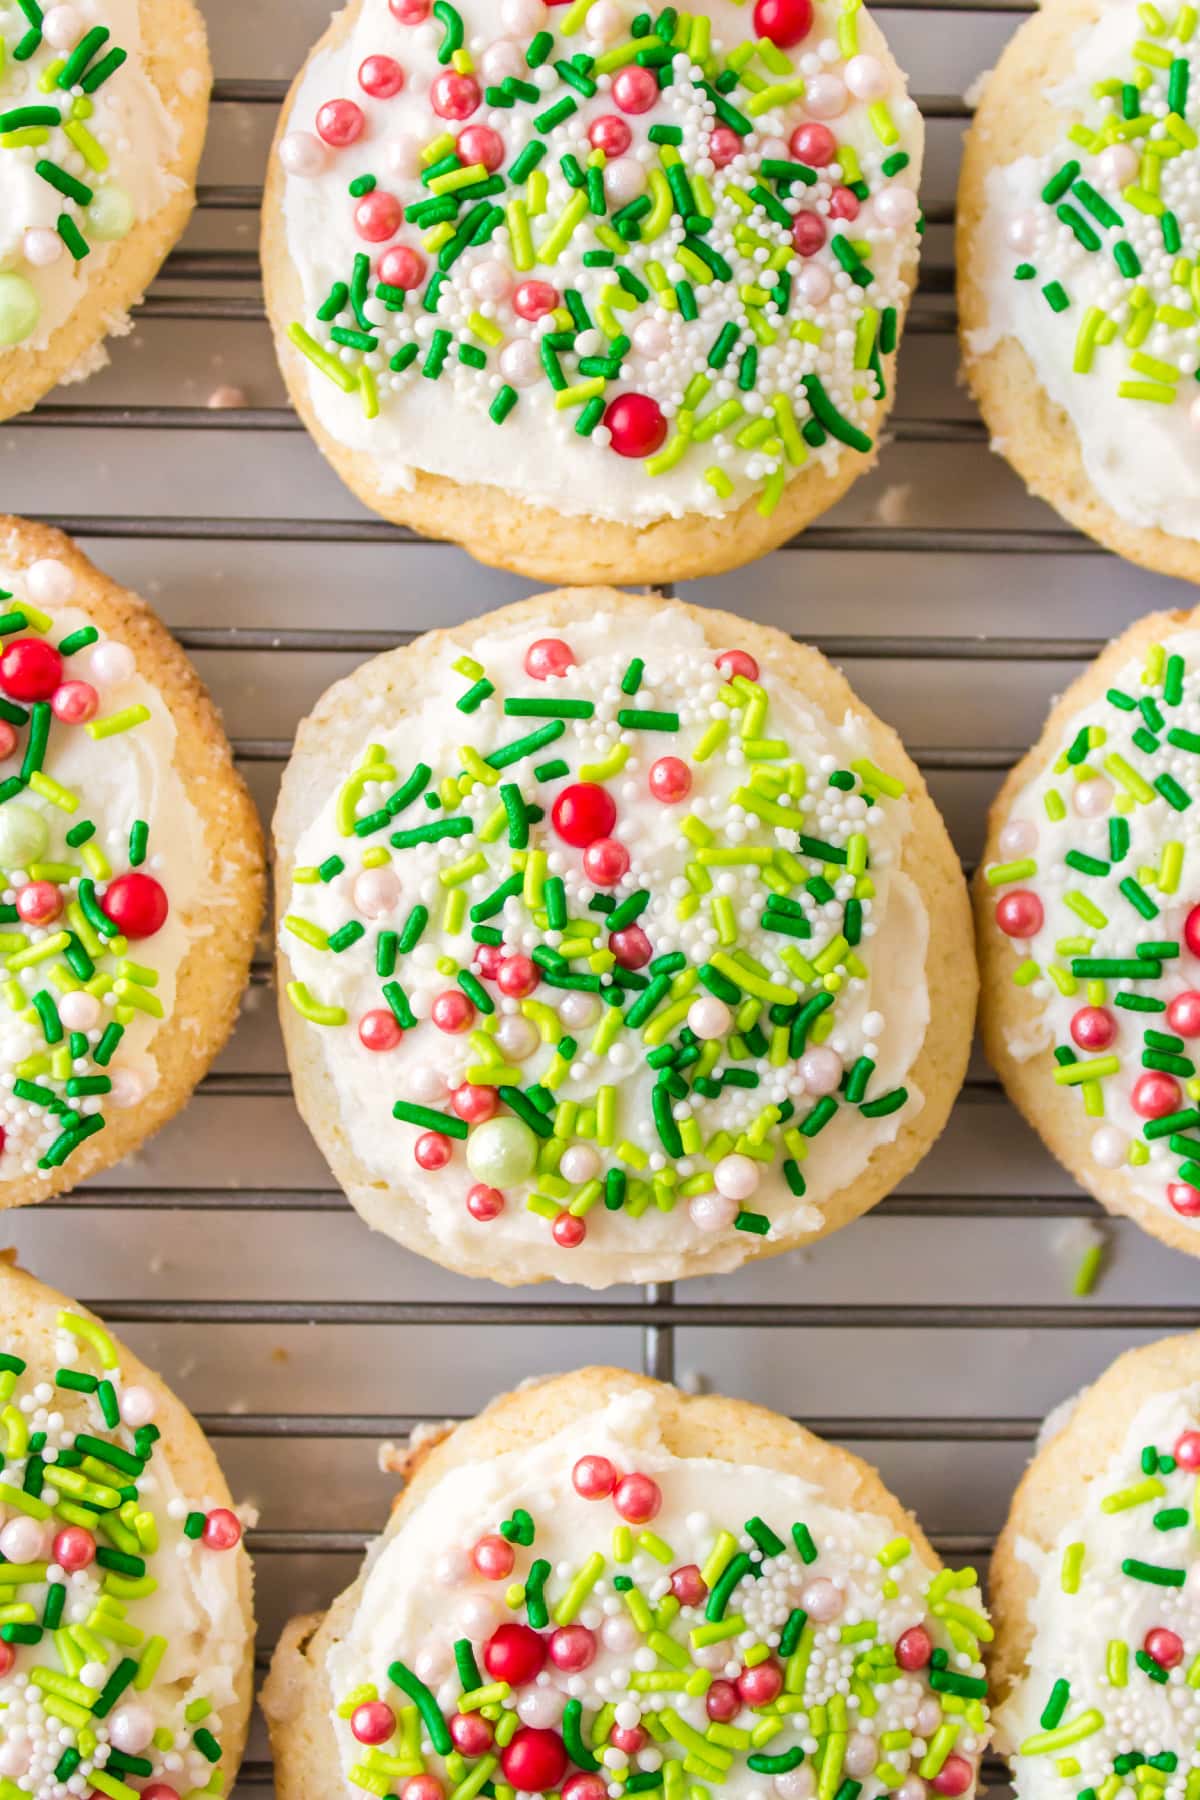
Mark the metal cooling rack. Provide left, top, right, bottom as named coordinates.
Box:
left=6, top=0, right=1200, bottom=1790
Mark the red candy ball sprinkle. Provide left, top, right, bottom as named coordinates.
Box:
left=472, top=1534, right=515, bottom=1580
left=582, top=836, right=630, bottom=887
left=932, top=1757, right=973, bottom=1798
left=1168, top=989, right=1200, bottom=1036
left=708, top=125, right=740, bottom=168
left=548, top=1624, right=596, bottom=1672
left=0, top=637, right=61, bottom=702
left=705, top=1681, right=740, bottom=1723
left=754, top=0, right=814, bottom=44
left=895, top=1625, right=932, bottom=1670
left=613, top=1471, right=661, bottom=1523
left=378, top=245, right=427, bottom=290
left=316, top=99, right=365, bottom=147
left=604, top=392, right=668, bottom=458
left=715, top=650, right=759, bottom=682
left=497, top=954, right=539, bottom=997
left=611, top=64, right=659, bottom=113
left=16, top=882, right=61, bottom=927
left=458, top=125, right=504, bottom=171
left=792, top=212, right=827, bottom=257
left=467, top=1183, right=504, bottom=1221
left=552, top=783, right=616, bottom=848
left=1145, top=1627, right=1184, bottom=1669
left=360, top=1009, right=403, bottom=1053
left=572, top=1453, right=618, bottom=1499
left=401, top=1781, right=444, bottom=1800
left=525, top=637, right=575, bottom=680
left=649, top=756, right=692, bottom=803
left=355, top=191, right=403, bottom=242
left=563, top=1778, right=607, bottom=1800
left=610, top=925, right=653, bottom=970
left=450, top=1714, right=494, bottom=1758
left=415, top=1131, right=453, bottom=1170
left=670, top=1563, right=707, bottom=1606
left=452, top=1082, right=498, bottom=1125
left=1132, top=1070, right=1182, bottom=1120
left=51, top=680, right=97, bottom=724
left=501, top=1728, right=567, bottom=1795
left=552, top=1210, right=586, bottom=1248
left=358, top=54, right=405, bottom=98
left=994, top=890, right=1043, bottom=939
left=351, top=1702, right=396, bottom=1746
left=1168, top=1182, right=1200, bottom=1217
left=484, top=1622, right=547, bottom=1685
left=829, top=185, right=860, bottom=220
left=139, top=1787, right=179, bottom=1800
left=1175, top=1430, right=1200, bottom=1468
left=736, top=1660, right=783, bottom=1706
left=589, top=114, right=632, bottom=157
left=790, top=122, right=837, bottom=166
left=1187, top=903, right=1200, bottom=958
left=201, top=1508, right=242, bottom=1551
left=52, top=1526, right=95, bottom=1572
left=0, top=723, right=15, bottom=760
left=1070, top=1005, right=1115, bottom=1051
left=100, top=872, right=168, bottom=940
left=514, top=281, right=561, bottom=321
left=431, top=990, right=474, bottom=1033
left=431, top=72, right=480, bottom=119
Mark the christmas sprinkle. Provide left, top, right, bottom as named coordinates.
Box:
left=281, top=607, right=926, bottom=1274
left=276, top=0, right=922, bottom=524
left=987, top=630, right=1200, bottom=1227
left=0, top=1302, right=249, bottom=1800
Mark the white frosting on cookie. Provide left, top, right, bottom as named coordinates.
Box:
left=0, top=549, right=212, bottom=1183
left=0, top=1305, right=249, bottom=1800
left=0, top=0, right=182, bottom=352
left=996, top=1384, right=1200, bottom=1800
left=969, top=0, right=1200, bottom=540
left=327, top=1386, right=989, bottom=1800
left=985, top=626, right=1200, bottom=1230
left=275, top=0, right=922, bottom=525
left=280, top=601, right=933, bottom=1287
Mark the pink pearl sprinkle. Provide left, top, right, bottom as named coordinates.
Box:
left=316, top=98, right=365, bottom=147
left=415, top=1131, right=453, bottom=1170
left=51, top=680, right=98, bottom=724
left=549, top=1625, right=596, bottom=1672
left=670, top=1564, right=707, bottom=1606
left=572, top=1454, right=618, bottom=1499
left=613, top=1472, right=661, bottom=1523
left=473, top=1534, right=515, bottom=1580
left=359, top=55, right=405, bottom=98
left=201, top=1508, right=242, bottom=1551
left=895, top=1625, right=932, bottom=1670
left=352, top=1702, right=397, bottom=1746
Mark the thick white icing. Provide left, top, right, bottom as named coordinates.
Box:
left=0, top=1307, right=249, bottom=1800
left=327, top=1387, right=990, bottom=1800
left=969, top=0, right=1200, bottom=539
left=996, top=1384, right=1200, bottom=1800
left=0, top=548, right=213, bottom=1183
left=280, top=603, right=932, bottom=1286
left=276, top=0, right=922, bottom=526
left=0, top=0, right=183, bottom=352
left=987, top=626, right=1200, bottom=1229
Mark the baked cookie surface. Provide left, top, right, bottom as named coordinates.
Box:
left=262, top=1366, right=991, bottom=1800
left=0, top=519, right=264, bottom=1209
left=959, top=0, right=1200, bottom=577
left=991, top=1335, right=1200, bottom=1800
left=977, top=606, right=1200, bottom=1255
left=0, top=1258, right=255, bottom=1800
left=0, top=0, right=210, bottom=422
left=261, top=0, right=924, bottom=583
left=274, top=587, right=973, bottom=1288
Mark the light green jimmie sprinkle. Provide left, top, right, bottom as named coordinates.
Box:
left=1019, top=1711, right=1105, bottom=1756
left=553, top=1552, right=605, bottom=1625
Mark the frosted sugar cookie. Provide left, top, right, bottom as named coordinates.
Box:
left=991, top=1334, right=1200, bottom=1800
left=263, top=1367, right=992, bottom=1800
left=0, top=519, right=264, bottom=1208
left=0, top=0, right=210, bottom=421
left=959, top=0, right=1200, bottom=577
left=274, top=588, right=973, bottom=1288
left=261, top=0, right=925, bottom=583
left=0, top=1258, right=255, bottom=1800
left=976, top=605, right=1200, bottom=1255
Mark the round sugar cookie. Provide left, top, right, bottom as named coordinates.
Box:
left=0, top=1258, right=255, bottom=1799
left=274, top=587, right=974, bottom=1288
left=958, top=0, right=1200, bottom=579
left=990, top=1334, right=1200, bottom=1800
left=0, top=518, right=264, bottom=1208
left=262, top=1366, right=993, bottom=1800
left=261, top=0, right=925, bottom=585
left=0, top=0, right=210, bottom=422
left=977, top=605, right=1200, bottom=1256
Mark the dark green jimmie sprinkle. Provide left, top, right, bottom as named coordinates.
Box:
left=392, top=1102, right=468, bottom=1139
